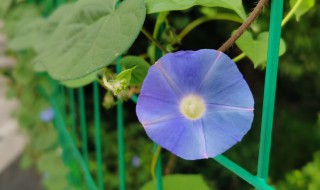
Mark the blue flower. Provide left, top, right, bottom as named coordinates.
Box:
left=40, top=108, right=54, bottom=122
left=136, top=49, right=254, bottom=160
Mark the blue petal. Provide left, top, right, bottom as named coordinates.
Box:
left=198, top=52, right=254, bottom=108
left=136, top=95, right=181, bottom=126
left=139, top=64, right=181, bottom=101
left=156, top=49, right=222, bottom=94
left=144, top=117, right=208, bottom=160
left=137, top=65, right=181, bottom=125
left=202, top=109, right=254, bottom=157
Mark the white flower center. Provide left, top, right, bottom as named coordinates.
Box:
left=180, top=95, right=206, bottom=120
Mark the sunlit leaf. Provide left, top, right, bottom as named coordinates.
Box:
left=290, top=0, right=315, bottom=21
left=34, top=0, right=146, bottom=81
left=145, top=0, right=246, bottom=21
left=235, top=31, right=286, bottom=68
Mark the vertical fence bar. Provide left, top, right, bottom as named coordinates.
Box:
left=154, top=22, right=164, bottom=190
left=154, top=144, right=163, bottom=190
left=257, top=0, right=284, bottom=183
left=43, top=82, right=98, bottom=190
left=68, top=88, right=77, bottom=141
left=78, top=87, right=89, bottom=165
left=59, top=86, right=67, bottom=121
left=93, top=81, right=104, bottom=190
left=116, top=60, right=126, bottom=190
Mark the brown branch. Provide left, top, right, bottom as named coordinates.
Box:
left=218, top=0, right=269, bottom=52
left=141, top=28, right=169, bottom=54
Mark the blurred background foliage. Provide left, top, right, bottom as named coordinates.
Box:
left=0, top=0, right=319, bottom=189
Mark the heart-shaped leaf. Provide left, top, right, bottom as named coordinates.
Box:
left=120, top=56, right=150, bottom=85
left=235, top=31, right=286, bottom=68
left=61, top=69, right=101, bottom=88
left=145, top=0, right=246, bottom=21
left=290, top=0, right=315, bottom=21
left=34, top=0, right=146, bottom=81
left=141, top=174, right=212, bottom=190
left=8, top=3, right=73, bottom=52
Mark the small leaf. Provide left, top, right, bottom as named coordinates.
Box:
left=103, top=67, right=135, bottom=96
left=35, top=0, right=146, bottom=80
left=141, top=174, right=212, bottom=190
left=120, top=56, right=150, bottom=85
left=145, top=0, right=246, bottom=21
left=235, top=31, right=286, bottom=68
left=290, top=0, right=315, bottom=21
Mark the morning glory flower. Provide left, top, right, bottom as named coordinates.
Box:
left=136, top=49, right=254, bottom=160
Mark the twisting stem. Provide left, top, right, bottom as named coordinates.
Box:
left=164, top=153, right=177, bottom=175
left=151, top=146, right=162, bottom=181
left=141, top=28, right=169, bottom=54
left=232, top=0, right=301, bottom=62
left=218, top=0, right=269, bottom=52
left=232, top=53, right=246, bottom=62
left=178, top=14, right=243, bottom=41
left=281, top=0, right=302, bottom=27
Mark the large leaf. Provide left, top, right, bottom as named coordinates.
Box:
left=141, top=174, right=212, bottom=190
left=7, top=2, right=65, bottom=51
left=34, top=3, right=75, bottom=52
left=235, top=31, right=286, bottom=68
left=290, top=0, right=315, bottom=21
left=61, top=69, right=100, bottom=88
left=145, top=0, right=246, bottom=21
left=8, top=18, right=45, bottom=51
left=34, top=0, right=146, bottom=80
left=120, top=56, right=150, bottom=85
left=4, top=4, right=40, bottom=39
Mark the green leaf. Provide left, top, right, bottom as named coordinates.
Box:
left=103, top=67, right=135, bottom=96
left=235, top=31, right=286, bottom=68
left=61, top=69, right=101, bottom=88
left=34, top=0, right=146, bottom=80
left=120, top=56, right=150, bottom=85
left=8, top=18, right=45, bottom=51
left=141, top=174, right=212, bottom=190
left=34, top=3, right=75, bottom=52
left=200, top=7, right=243, bottom=23
left=290, top=0, right=315, bottom=21
left=4, top=4, right=40, bottom=39
left=145, top=0, right=246, bottom=21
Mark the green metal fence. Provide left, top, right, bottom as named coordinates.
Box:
left=36, top=0, right=284, bottom=189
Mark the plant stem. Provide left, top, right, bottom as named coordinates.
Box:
left=151, top=146, right=162, bottom=181
left=232, top=0, right=302, bottom=62
left=232, top=52, right=246, bottom=62
left=141, top=28, right=168, bottom=54
left=178, top=14, right=243, bottom=41
left=218, top=0, right=269, bottom=52
left=281, top=0, right=303, bottom=27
